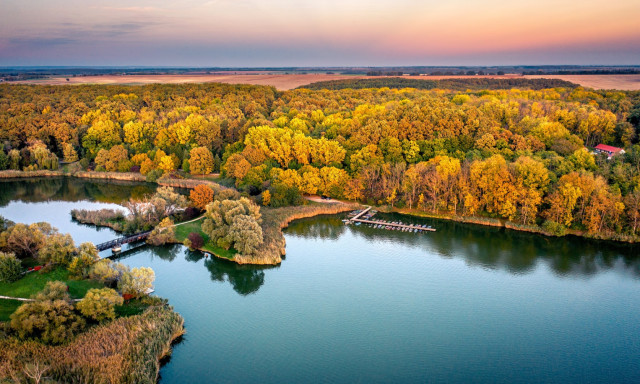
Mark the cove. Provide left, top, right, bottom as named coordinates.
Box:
left=1, top=177, right=640, bottom=383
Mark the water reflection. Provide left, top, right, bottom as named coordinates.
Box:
left=0, top=177, right=157, bottom=206
left=285, top=213, right=640, bottom=279
left=205, top=257, right=275, bottom=296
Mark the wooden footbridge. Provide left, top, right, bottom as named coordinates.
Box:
left=346, top=206, right=436, bottom=232
left=95, top=231, right=151, bottom=252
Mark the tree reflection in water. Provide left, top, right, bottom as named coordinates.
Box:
left=205, top=256, right=276, bottom=296
left=285, top=213, right=640, bottom=279
left=0, top=177, right=157, bottom=207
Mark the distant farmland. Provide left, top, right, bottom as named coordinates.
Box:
left=13, top=73, right=640, bottom=91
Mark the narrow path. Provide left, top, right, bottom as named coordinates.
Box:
left=0, top=295, right=82, bottom=302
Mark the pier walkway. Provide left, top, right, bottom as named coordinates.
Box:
left=346, top=206, right=436, bottom=232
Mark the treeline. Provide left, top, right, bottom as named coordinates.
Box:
left=300, top=77, right=579, bottom=91
left=2, top=83, right=640, bottom=239
left=523, top=69, right=640, bottom=75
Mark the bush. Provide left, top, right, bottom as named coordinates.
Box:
left=182, top=206, right=201, bottom=221
left=77, top=288, right=124, bottom=322
left=542, top=220, right=567, bottom=236
left=188, top=232, right=204, bottom=249
left=145, top=169, right=163, bottom=182
left=0, top=252, right=22, bottom=282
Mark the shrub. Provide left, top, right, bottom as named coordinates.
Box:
left=77, top=288, right=124, bottom=322
left=542, top=220, right=567, bottom=236
left=145, top=169, right=163, bottom=182
left=182, top=206, right=201, bottom=221
left=183, top=238, right=192, bottom=249
left=0, top=252, right=22, bottom=282
left=188, top=232, right=204, bottom=249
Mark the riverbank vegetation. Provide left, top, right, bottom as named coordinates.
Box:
left=1, top=81, right=640, bottom=243
left=0, top=213, right=183, bottom=382
left=0, top=304, right=184, bottom=384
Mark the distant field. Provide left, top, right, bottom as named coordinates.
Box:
left=523, top=74, right=640, bottom=91
left=15, top=73, right=366, bottom=90
left=13, top=73, right=640, bottom=90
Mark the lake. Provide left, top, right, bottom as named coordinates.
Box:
left=1, top=177, right=640, bottom=383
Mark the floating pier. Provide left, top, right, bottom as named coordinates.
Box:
left=345, top=206, right=436, bottom=233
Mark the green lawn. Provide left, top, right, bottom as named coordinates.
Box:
left=0, top=299, right=22, bottom=322
left=0, top=267, right=104, bottom=299
left=174, top=218, right=237, bottom=260
left=115, top=298, right=150, bottom=317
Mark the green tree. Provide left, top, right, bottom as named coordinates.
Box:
left=201, top=197, right=262, bottom=253
left=89, top=259, right=126, bottom=285
left=77, top=288, right=123, bottom=322
left=38, top=233, right=75, bottom=265
left=118, top=267, right=155, bottom=297
left=146, top=218, right=176, bottom=246
left=10, top=281, right=86, bottom=344
left=1, top=222, right=54, bottom=258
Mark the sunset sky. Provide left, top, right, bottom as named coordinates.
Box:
left=1, top=0, right=639, bottom=66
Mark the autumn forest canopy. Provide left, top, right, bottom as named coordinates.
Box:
left=1, top=79, right=640, bottom=240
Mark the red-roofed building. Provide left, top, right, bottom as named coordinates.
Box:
left=594, top=144, right=625, bottom=159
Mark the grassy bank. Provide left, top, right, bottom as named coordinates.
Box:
left=173, top=218, right=237, bottom=260
left=0, top=266, right=104, bottom=299
left=0, top=305, right=185, bottom=384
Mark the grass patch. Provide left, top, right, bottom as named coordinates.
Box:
left=0, top=267, right=103, bottom=299
left=115, top=296, right=166, bottom=317
left=0, top=300, right=22, bottom=322
left=174, top=218, right=237, bottom=260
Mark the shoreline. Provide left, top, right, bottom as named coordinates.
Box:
left=2, top=169, right=637, bottom=247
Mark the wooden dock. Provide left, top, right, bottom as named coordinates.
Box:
left=352, top=218, right=436, bottom=232
left=346, top=206, right=436, bottom=232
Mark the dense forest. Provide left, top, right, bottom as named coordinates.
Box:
left=1, top=80, right=640, bottom=241
left=300, top=77, right=579, bottom=91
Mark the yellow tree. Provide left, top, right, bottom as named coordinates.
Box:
left=513, top=156, right=549, bottom=224
left=299, top=166, right=322, bottom=195
left=189, top=146, right=214, bottom=175
left=544, top=179, right=582, bottom=226
left=469, top=155, right=518, bottom=220
left=158, top=155, right=175, bottom=174
left=224, top=153, right=252, bottom=182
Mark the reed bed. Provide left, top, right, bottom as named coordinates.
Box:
left=0, top=170, right=64, bottom=179
left=71, top=208, right=127, bottom=231
left=72, top=171, right=146, bottom=182
left=0, top=305, right=184, bottom=384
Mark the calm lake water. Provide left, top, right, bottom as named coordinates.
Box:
left=2, top=177, right=640, bottom=384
